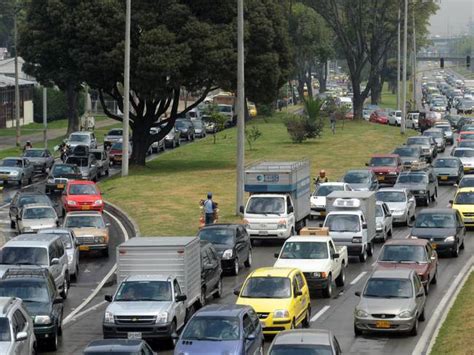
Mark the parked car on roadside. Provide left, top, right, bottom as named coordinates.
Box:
left=149, top=127, right=166, bottom=153
left=192, top=120, right=207, bottom=138
left=0, top=157, right=34, bottom=186
left=22, top=148, right=54, bottom=173
left=164, top=128, right=181, bottom=149
left=369, top=110, right=389, bottom=124
left=175, top=119, right=196, bottom=141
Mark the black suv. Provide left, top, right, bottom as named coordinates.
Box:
left=9, top=191, right=54, bottom=229
left=199, top=241, right=223, bottom=306
left=46, top=163, right=82, bottom=194
left=0, top=267, right=64, bottom=350
left=176, top=119, right=196, bottom=141
left=198, top=224, right=252, bottom=276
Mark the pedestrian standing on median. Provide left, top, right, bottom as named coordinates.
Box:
left=203, top=192, right=216, bottom=225
left=22, top=140, right=32, bottom=152
left=330, top=112, right=336, bottom=134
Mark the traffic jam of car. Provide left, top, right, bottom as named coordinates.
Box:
left=0, top=72, right=473, bottom=355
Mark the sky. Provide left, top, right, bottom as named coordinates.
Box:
left=428, top=0, right=473, bottom=37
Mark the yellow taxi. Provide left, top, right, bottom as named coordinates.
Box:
left=248, top=102, right=257, bottom=117
left=451, top=187, right=474, bottom=226
left=234, top=267, right=311, bottom=335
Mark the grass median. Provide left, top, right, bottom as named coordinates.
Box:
left=100, top=114, right=416, bottom=235
left=431, top=271, right=474, bottom=355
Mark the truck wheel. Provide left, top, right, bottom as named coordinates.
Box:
left=425, top=195, right=430, bottom=206
left=167, top=320, right=177, bottom=348
left=367, top=242, right=374, bottom=257
left=322, top=276, right=333, bottom=298
left=359, top=248, right=368, bottom=262
left=335, top=267, right=345, bottom=287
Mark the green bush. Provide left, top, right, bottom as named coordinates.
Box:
left=283, top=114, right=307, bottom=143
left=33, top=87, right=84, bottom=123
left=257, top=103, right=274, bottom=117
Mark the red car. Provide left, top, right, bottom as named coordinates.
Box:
left=366, top=154, right=402, bottom=185
left=457, top=131, right=474, bottom=143
left=369, top=110, right=389, bottom=124
left=62, top=180, right=104, bottom=213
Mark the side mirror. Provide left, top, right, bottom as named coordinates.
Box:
left=417, top=290, right=425, bottom=298
left=104, top=295, right=113, bottom=302
left=362, top=222, right=368, bottom=229
left=246, top=334, right=256, bottom=341
left=355, top=291, right=361, bottom=297
left=176, top=294, right=187, bottom=302
left=332, top=253, right=340, bottom=259
left=239, top=205, right=244, bottom=214
left=50, top=258, right=59, bottom=265
left=53, top=298, right=63, bottom=304
left=319, top=223, right=323, bottom=227
left=16, top=331, right=28, bottom=342
left=274, top=252, right=279, bottom=258
left=294, top=290, right=303, bottom=297
left=233, top=288, right=241, bottom=296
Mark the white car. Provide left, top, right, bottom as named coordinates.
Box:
left=375, top=201, right=393, bottom=241
left=17, top=204, right=58, bottom=234
left=451, top=148, right=474, bottom=173
left=388, top=110, right=402, bottom=126
left=375, top=188, right=416, bottom=225
left=310, top=182, right=353, bottom=218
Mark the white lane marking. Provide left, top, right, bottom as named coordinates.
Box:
left=310, top=305, right=330, bottom=323
left=0, top=203, right=8, bottom=209
left=64, top=300, right=107, bottom=324
left=62, top=207, right=129, bottom=326
left=350, top=271, right=367, bottom=286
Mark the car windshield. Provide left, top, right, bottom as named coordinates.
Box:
left=459, top=141, right=474, bottom=148
left=182, top=316, right=240, bottom=341
left=18, top=195, right=50, bottom=207
left=459, top=178, right=474, bottom=188
left=376, top=205, right=384, bottom=217
left=363, top=278, right=413, bottom=298
left=0, top=280, right=49, bottom=303
left=241, top=277, right=291, bottom=298
left=176, top=121, right=190, bottom=129
left=453, top=149, right=474, bottom=158
left=107, top=129, right=122, bottom=136
left=454, top=191, right=474, bottom=204
left=407, top=137, right=429, bottom=145
left=69, top=184, right=98, bottom=195
left=246, top=197, right=285, bottom=215
left=23, top=150, right=44, bottom=157
left=414, top=213, right=456, bottom=228
left=115, top=281, right=172, bottom=302
left=460, top=134, right=474, bottom=141
left=193, top=121, right=204, bottom=129
left=111, top=142, right=123, bottom=150
left=66, top=157, right=89, bottom=167
left=376, top=191, right=406, bottom=203
left=369, top=157, right=397, bottom=167
left=218, top=106, right=232, bottom=113
left=423, top=131, right=443, bottom=138
left=23, top=207, right=56, bottom=219
left=64, top=215, right=105, bottom=228
left=343, top=171, right=370, bottom=184
left=379, top=245, right=428, bottom=263
left=325, top=214, right=360, bottom=232
left=393, top=147, right=418, bottom=157
left=0, top=318, right=11, bottom=342
left=397, top=174, right=427, bottom=184
left=435, top=126, right=451, bottom=132
left=52, top=165, right=77, bottom=175
left=69, top=134, right=89, bottom=142
left=270, top=345, right=333, bottom=355
left=38, top=231, right=73, bottom=249
left=0, top=159, right=22, bottom=167
left=313, top=185, right=344, bottom=197
left=198, top=228, right=235, bottom=246
left=279, top=241, right=328, bottom=260
left=0, top=247, right=48, bottom=265
left=434, top=159, right=458, bottom=168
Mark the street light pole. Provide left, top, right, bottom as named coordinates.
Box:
left=43, top=87, right=47, bottom=148
left=122, top=0, right=131, bottom=177
left=412, top=4, right=417, bottom=109
left=235, top=0, right=245, bottom=215
left=13, top=9, right=21, bottom=147
left=397, top=7, right=401, bottom=111
left=401, top=0, right=408, bottom=134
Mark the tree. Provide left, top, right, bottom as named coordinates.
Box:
left=283, top=96, right=324, bottom=143
left=18, top=0, right=83, bottom=133
left=245, top=125, right=262, bottom=150
left=72, top=0, right=291, bottom=165
left=204, top=104, right=228, bottom=144
left=0, top=0, right=14, bottom=52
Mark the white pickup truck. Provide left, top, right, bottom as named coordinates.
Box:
left=273, top=235, right=348, bottom=298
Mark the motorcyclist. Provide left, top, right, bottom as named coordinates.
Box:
left=314, top=170, right=329, bottom=186
left=22, top=140, right=32, bottom=152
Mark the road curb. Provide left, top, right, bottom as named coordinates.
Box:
left=413, top=255, right=474, bottom=355
left=104, top=200, right=140, bottom=237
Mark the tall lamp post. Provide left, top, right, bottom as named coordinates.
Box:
left=236, top=0, right=245, bottom=215
left=13, top=5, right=21, bottom=147
left=401, top=0, right=408, bottom=134
left=122, top=0, right=131, bottom=177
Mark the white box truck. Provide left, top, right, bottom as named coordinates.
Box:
left=323, top=191, right=376, bottom=262
left=103, top=237, right=202, bottom=343
left=241, top=160, right=311, bottom=241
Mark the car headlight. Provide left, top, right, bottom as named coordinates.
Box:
left=376, top=222, right=382, bottom=229
left=94, top=199, right=103, bottom=206
left=312, top=272, right=327, bottom=278
left=222, top=249, right=233, bottom=259
left=34, top=315, right=52, bottom=325
left=352, top=236, right=362, bottom=243
left=94, top=236, right=105, bottom=243
left=104, top=311, right=114, bottom=324
left=444, top=236, right=455, bottom=242
left=156, top=312, right=168, bottom=324
left=398, top=310, right=414, bottom=318
left=10, top=171, right=19, bottom=176
left=355, top=309, right=369, bottom=318
left=277, top=220, right=287, bottom=229
left=388, top=172, right=398, bottom=175
left=67, top=200, right=77, bottom=206
left=418, top=190, right=426, bottom=194
left=273, top=309, right=290, bottom=318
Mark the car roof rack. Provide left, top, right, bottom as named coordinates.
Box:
left=2, top=268, right=48, bottom=280
left=401, top=161, right=430, bottom=172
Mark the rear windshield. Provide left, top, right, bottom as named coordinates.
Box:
left=0, top=318, right=11, bottom=342
left=23, top=207, right=56, bottom=219
left=453, top=149, right=474, bottom=158
left=0, top=247, right=48, bottom=265
left=414, top=213, right=456, bottom=228
left=434, top=159, right=458, bottom=168
left=68, top=184, right=98, bottom=195
left=369, top=157, right=397, bottom=167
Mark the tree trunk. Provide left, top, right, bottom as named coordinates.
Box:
left=305, top=66, right=313, bottom=98
left=370, top=74, right=382, bottom=105
left=66, top=84, right=79, bottom=134
left=130, top=122, right=148, bottom=166
left=351, top=77, right=364, bottom=119
left=297, top=74, right=305, bottom=101
left=319, top=61, right=328, bottom=93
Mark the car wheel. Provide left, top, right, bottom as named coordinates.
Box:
left=213, top=278, right=223, bottom=299
left=354, top=323, right=362, bottom=336
left=10, top=220, right=15, bottom=229
left=335, top=266, right=345, bottom=287
left=60, top=277, right=68, bottom=299
left=424, top=280, right=429, bottom=295
left=57, top=313, right=63, bottom=336
left=410, top=318, right=419, bottom=336
left=302, top=307, right=311, bottom=328
left=322, top=275, right=333, bottom=298
left=47, top=330, right=58, bottom=351
left=460, top=238, right=465, bottom=250
left=172, top=140, right=176, bottom=149
left=290, top=319, right=296, bottom=330
left=425, top=195, right=430, bottom=206
left=431, top=269, right=438, bottom=284
left=177, top=139, right=181, bottom=147
left=28, top=176, right=33, bottom=185
left=359, top=247, right=368, bottom=263
left=232, top=258, right=239, bottom=276
left=102, top=248, right=109, bottom=257
left=367, top=242, right=374, bottom=257
left=244, top=250, right=252, bottom=267
left=419, top=308, right=426, bottom=322
left=105, top=169, right=109, bottom=176
left=452, top=242, right=460, bottom=257
left=167, top=320, right=177, bottom=348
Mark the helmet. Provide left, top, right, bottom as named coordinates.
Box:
left=320, top=170, right=326, bottom=176
left=207, top=192, right=212, bottom=199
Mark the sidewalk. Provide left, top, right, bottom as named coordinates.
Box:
left=0, top=118, right=117, bottom=150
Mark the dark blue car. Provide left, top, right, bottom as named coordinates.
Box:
left=174, top=304, right=264, bottom=355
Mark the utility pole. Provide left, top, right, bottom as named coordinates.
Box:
left=122, top=0, right=131, bottom=177
left=412, top=5, right=417, bottom=109
left=401, top=0, right=408, bottom=135
left=14, top=7, right=21, bottom=147
left=236, top=0, right=245, bottom=215
left=397, top=7, right=401, bottom=111
left=43, top=87, right=47, bottom=148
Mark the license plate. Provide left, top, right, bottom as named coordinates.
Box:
left=375, top=320, right=391, bottom=329
left=465, top=218, right=474, bottom=223
left=378, top=176, right=385, bottom=181
left=258, top=231, right=268, bottom=235
left=127, top=332, right=142, bottom=340
left=57, top=184, right=65, bottom=189
left=319, top=211, right=326, bottom=216
left=440, top=176, right=448, bottom=181
left=0, top=174, right=8, bottom=180
left=82, top=205, right=91, bottom=210
left=79, top=245, right=90, bottom=251
left=431, top=243, right=437, bottom=249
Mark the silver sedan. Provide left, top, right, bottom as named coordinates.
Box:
left=375, top=188, right=416, bottom=225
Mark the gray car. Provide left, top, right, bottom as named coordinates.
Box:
left=22, top=148, right=55, bottom=173
left=392, top=146, right=423, bottom=167
left=17, top=204, right=59, bottom=234
left=104, top=128, right=124, bottom=150
left=90, top=149, right=110, bottom=177
left=342, top=169, right=379, bottom=191
left=164, top=128, right=181, bottom=149
left=0, top=157, right=34, bottom=186
left=422, top=128, right=446, bottom=153
left=394, top=169, right=438, bottom=206
left=65, top=154, right=99, bottom=181
left=376, top=188, right=416, bottom=225
left=268, top=329, right=342, bottom=355
left=406, top=136, right=437, bottom=162
left=433, top=157, right=463, bottom=185
left=192, top=120, right=207, bottom=138
left=67, top=131, right=98, bottom=150
left=354, top=269, right=426, bottom=336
